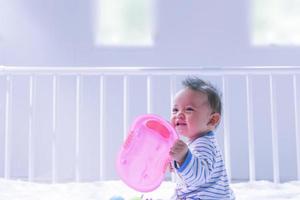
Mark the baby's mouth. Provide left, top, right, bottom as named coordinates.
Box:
left=176, top=122, right=187, bottom=127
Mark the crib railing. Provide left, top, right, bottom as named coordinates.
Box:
left=0, top=66, right=299, bottom=183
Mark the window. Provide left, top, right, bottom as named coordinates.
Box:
left=252, top=0, right=300, bottom=46
left=94, top=0, right=155, bottom=46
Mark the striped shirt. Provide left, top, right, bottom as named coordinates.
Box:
left=172, top=131, right=235, bottom=200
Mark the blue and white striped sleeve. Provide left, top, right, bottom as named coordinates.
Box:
left=174, top=138, right=216, bottom=187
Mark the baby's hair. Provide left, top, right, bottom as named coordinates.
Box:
left=182, top=76, right=222, bottom=115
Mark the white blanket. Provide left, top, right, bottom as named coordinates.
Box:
left=0, top=179, right=300, bottom=200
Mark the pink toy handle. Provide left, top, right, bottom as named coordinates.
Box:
left=146, top=120, right=170, bottom=139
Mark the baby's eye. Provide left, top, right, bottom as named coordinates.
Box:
left=186, top=107, right=194, bottom=112
left=172, top=108, right=178, bottom=113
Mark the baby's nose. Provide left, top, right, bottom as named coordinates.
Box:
left=176, top=111, right=185, bottom=119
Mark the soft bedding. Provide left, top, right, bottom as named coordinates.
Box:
left=0, top=179, right=300, bottom=200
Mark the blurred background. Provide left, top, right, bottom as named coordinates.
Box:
left=0, top=0, right=300, bottom=184
left=1, top=0, right=300, bottom=66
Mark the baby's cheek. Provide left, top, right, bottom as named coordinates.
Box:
left=170, top=118, right=176, bottom=127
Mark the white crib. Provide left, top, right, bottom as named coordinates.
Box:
left=0, top=66, right=299, bottom=184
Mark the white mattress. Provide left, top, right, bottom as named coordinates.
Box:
left=0, top=179, right=300, bottom=200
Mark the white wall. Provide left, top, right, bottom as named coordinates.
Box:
left=1, top=0, right=300, bottom=66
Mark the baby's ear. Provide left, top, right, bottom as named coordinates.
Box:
left=208, top=113, right=221, bottom=127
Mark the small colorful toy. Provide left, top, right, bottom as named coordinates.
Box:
left=109, top=195, right=142, bottom=200
left=109, top=196, right=125, bottom=200
left=116, top=114, right=178, bottom=192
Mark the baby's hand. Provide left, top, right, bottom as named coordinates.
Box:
left=167, top=162, right=174, bottom=172
left=169, top=139, right=188, bottom=165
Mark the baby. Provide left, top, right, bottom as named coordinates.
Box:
left=169, top=77, right=235, bottom=199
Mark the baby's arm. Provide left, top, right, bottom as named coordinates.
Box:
left=171, top=138, right=215, bottom=187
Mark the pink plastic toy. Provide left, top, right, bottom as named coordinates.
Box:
left=116, top=114, right=178, bottom=192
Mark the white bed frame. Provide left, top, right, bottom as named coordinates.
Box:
left=0, top=66, right=299, bottom=183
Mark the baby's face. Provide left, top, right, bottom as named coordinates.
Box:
left=171, top=88, right=213, bottom=140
